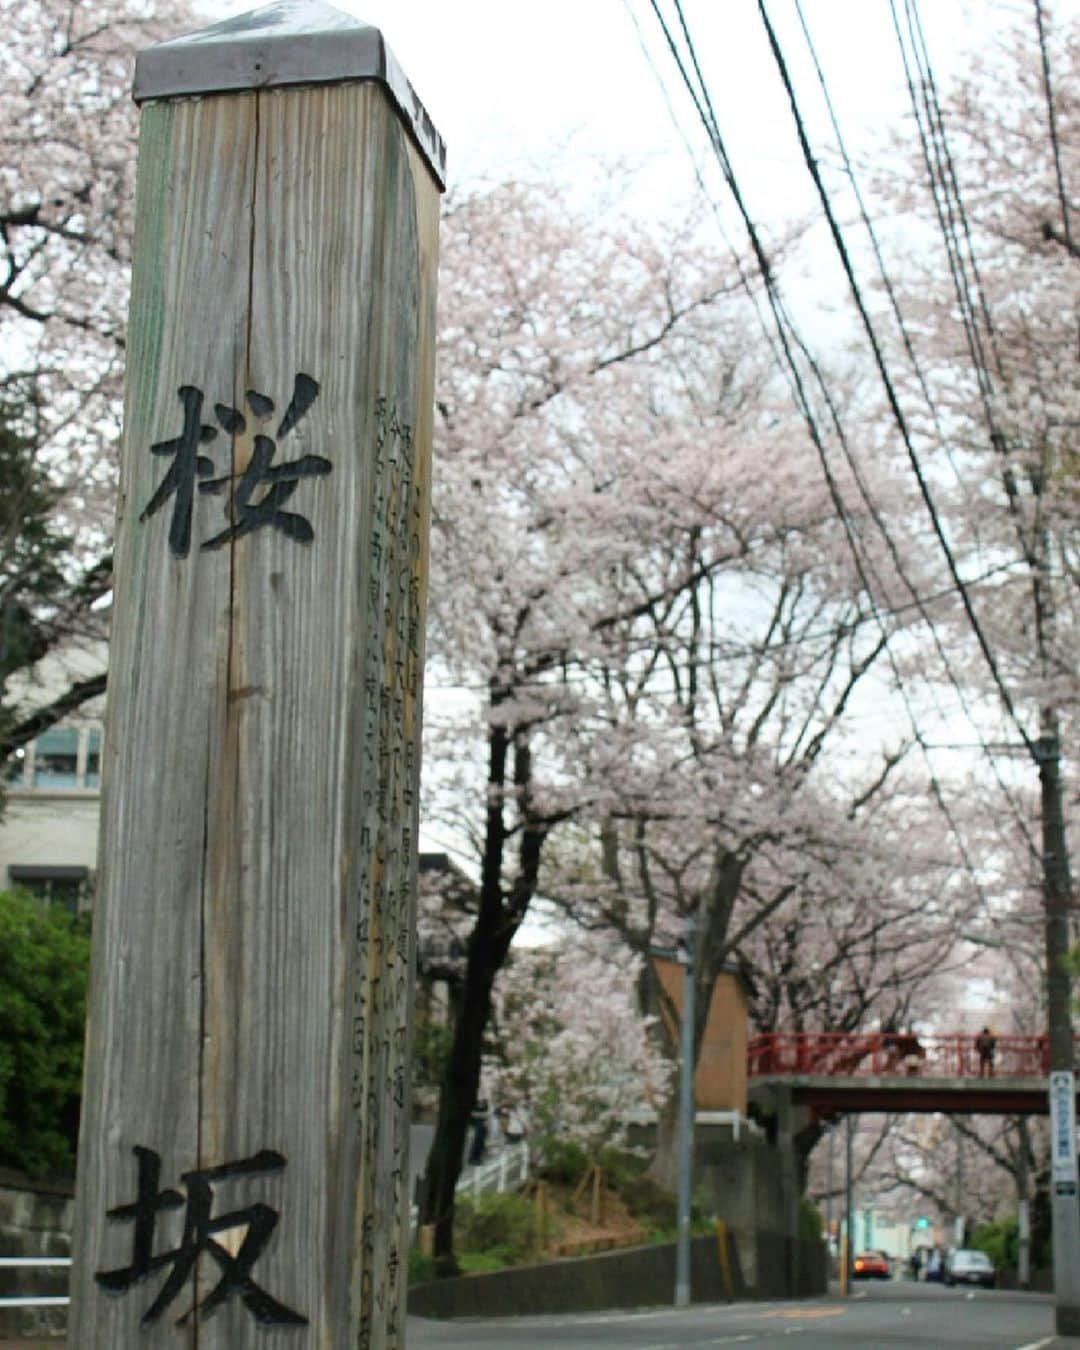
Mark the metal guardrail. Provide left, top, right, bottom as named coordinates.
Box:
left=748, top=1031, right=1057, bottom=1079
left=0, top=1255, right=71, bottom=1309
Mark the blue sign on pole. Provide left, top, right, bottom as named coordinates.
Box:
left=1050, top=1071, right=1078, bottom=1183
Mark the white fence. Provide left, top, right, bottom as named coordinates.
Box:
left=410, top=1139, right=532, bottom=1237
left=458, top=1140, right=531, bottom=1200
left=0, top=1255, right=70, bottom=1309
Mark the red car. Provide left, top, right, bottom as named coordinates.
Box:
left=852, top=1250, right=891, bottom=1279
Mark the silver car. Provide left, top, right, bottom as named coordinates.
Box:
left=944, top=1248, right=996, bottom=1289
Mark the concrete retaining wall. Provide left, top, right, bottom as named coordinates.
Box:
left=0, top=1169, right=72, bottom=1340
left=408, top=1232, right=827, bottom=1320
left=996, top=1268, right=1053, bottom=1293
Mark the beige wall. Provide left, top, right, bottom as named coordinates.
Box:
left=654, top=958, right=749, bottom=1113
left=0, top=648, right=106, bottom=908
left=0, top=793, right=100, bottom=874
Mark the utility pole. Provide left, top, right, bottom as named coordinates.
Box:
left=1040, top=720, right=1080, bottom=1336
left=826, top=1123, right=835, bottom=1250
left=1018, top=1124, right=1031, bottom=1289
left=843, top=1114, right=854, bottom=1296
left=954, top=1121, right=965, bottom=1248
left=675, top=908, right=698, bottom=1309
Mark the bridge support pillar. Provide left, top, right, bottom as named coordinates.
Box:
left=775, top=1086, right=801, bottom=1297
left=741, top=1084, right=811, bottom=1297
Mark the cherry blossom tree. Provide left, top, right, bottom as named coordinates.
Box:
left=417, top=176, right=829, bottom=1264
left=0, top=0, right=188, bottom=746
left=536, top=443, right=979, bottom=1183
left=415, top=165, right=956, bottom=1254
left=483, top=935, right=670, bottom=1163
left=868, top=3, right=1078, bottom=1024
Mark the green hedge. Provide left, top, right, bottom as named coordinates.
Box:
left=0, top=890, right=91, bottom=1175
left=455, top=1191, right=554, bottom=1267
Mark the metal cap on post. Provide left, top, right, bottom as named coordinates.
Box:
left=134, top=1, right=446, bottom=188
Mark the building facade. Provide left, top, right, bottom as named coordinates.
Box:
left=1, top=713, right=104, bottom=912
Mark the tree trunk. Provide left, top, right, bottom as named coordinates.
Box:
left=418, top=703, right=547, bottom=1273
left=419, top=929, right=504, bottom=1273
left=648, top=1093, right=680, bottom=1193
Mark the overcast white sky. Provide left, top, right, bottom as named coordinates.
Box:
left=190, top=0, right=1064, bottom=349
left=192, top=1, right=1019, bottom=210
left=187, top=0, right=1065, bottom=931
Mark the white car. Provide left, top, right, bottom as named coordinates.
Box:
left=944, top=1248, right=996, bottom=1289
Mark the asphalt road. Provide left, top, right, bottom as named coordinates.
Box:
left=408, top=1280, right=1080, bottom=1349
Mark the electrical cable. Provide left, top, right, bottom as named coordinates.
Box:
left=640, top=1, right=1030, bottom=892
left=1034, top=0, right=1074, bottom=253
left=757, top=0, right=1038, bottom=764
left=643, top=0, right=1046, bottom=892
left=896, top=1, right=1070, bottom=750
left=782, top=0, right=1044, bottom=857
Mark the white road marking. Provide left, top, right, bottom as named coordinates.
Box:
left=484, top=1301, right=806, bottom=1332
left=639, top=1338, right=755, bottom=1349
left=1013, top=1339, right=1055, bottom=1350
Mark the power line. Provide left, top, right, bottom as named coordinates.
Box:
left=756, top=0, right=1038, bottom=764
left=634, top=5, right=1009, bottom=899
left=640, top=0, right=1040, bottom=876
left=891, top=0, right=1038, bottom=569
left=781, top=0, right=1044, bottom=857
left=1034, top=0, right=1075, bottom=255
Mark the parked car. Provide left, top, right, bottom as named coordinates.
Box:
left=852, top=1250, right=891, bottom=1279
left=944, top=1248, right=996, bottom=1288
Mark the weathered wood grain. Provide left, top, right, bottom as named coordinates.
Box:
left=69, top=78, right=439, bottom=1348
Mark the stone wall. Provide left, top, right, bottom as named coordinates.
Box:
left=0, top=1169, right=72, bottom=1340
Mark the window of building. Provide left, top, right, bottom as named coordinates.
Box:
left=85, top=727, right=102, bottom=789
left=32, top=727, right=80, bottom=788
left=4, top=747, right=27, bottom=787
left=8, top=864, right=91, bottom=914
left=3, top=724, right=104, bottom=792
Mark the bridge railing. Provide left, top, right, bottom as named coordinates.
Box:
left=747, top=1031, right=1052, bottom=1079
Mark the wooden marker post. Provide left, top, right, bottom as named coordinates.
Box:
left=68, top=5, right=443, bottom=1345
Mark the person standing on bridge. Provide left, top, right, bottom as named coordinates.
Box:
left=976, top=1026, right=996, bottom=1078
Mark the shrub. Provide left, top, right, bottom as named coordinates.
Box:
left=458, top=1249, right=510, bottom=1273
left=412, top=1016, right=454, bottom=1093
left=970, top=1216, right=1018, bottom=1271
left=537, top=1137, right=589, bottom=1187
left=598, top=1144, right=648, bottom=1188
left=0, top=890, right=91, bottom=1175
left=408, top=1248, right=435, bottom=1286
left=454, top=1191, right=551, bottom=1265
left=799, top=1196, right=824, bottom=1242
left=617, top=1171, right=677, bottom=1233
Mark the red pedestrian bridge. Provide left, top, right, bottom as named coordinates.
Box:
left=748, top=1031, right=1063, bottom=1117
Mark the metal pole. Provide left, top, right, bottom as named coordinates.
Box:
left=1039, top=724, right=1080, bottom=1335
left=826, top=1123, right=835, bottom=1251
left=955, top=1120, right=965, bottom=1248
left=675, top=909, right=697, bottom=1308
left=844, top=1114, right=854, bottom=1296
left=1019, top=1136, right=1031, bottom=1289
left=1017, top=1119, right=1031, bottom=1288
